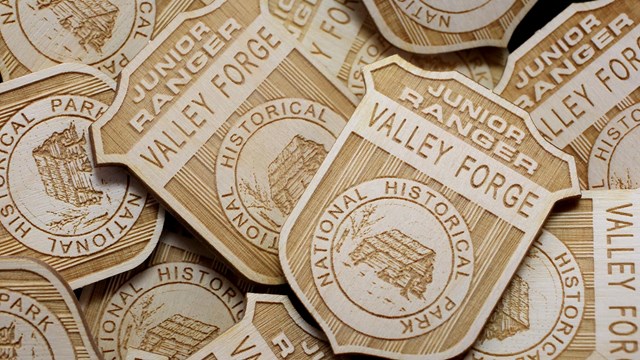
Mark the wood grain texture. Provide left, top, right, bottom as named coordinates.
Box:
left=467, top=190, right=640, bottom=359
left=0, top=257, right=101, bottom=359
left=0, top=64, right=164, bottom=289
left=264, top=0, right=508, bottom=98
left=495, top=0, right=640, bottom=191
left=79, top=232, right=270, bottom=360
left=187, top=293, right=344, bottom=360
left=279, top=55, right=580, bottom=359
left=0, top=0, right=218, bottom=80
left=361, top=0, right=537, bottom=54
left=90, top=0, right=358, bottom=285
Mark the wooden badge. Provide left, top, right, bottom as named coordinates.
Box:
left=279, top=56, right=579, bottom=359
left=0, top=0, right=217, bottom=80
left=265, top=0, right=508, bottom=97
left=80, top=232, right=250, bottom=360
left=495, top=0, right=640, bottom=190
left=467, top=191, right=640, bottom=359
left=0, top=257, right=100, bottom=359
left=188, top=293, right=341, bottom=360
left=0, top=64, right=164, bottom=289
left=359, top=0, right=536, bottom=54
left=91, top=0, right=357, bottom=284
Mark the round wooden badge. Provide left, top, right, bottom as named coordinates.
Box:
left=0, top=64, right=164, bottom=289
left=0, top=257, right=101, bottom=359
left=0, top=0, right=217, bottom=79
left=360, top=0, right=537, bottom=54
left=80, top=233, right=250, bottom=360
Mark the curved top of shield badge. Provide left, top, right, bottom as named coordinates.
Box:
left=0, top=64, right=164, bottom=289
left=0, top=256, right=101, bottom=359
left=0, top=0, right=217, bottom=80
left=495, top=0, right=640, bottom=190
left=361, top=0, right=537, bottom=54
left=279, top=55, right=579, bottom=359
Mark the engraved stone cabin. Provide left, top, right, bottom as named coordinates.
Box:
left=268, top=135, right=328, bottom=216
left=350, top=229, right=436, bottom=299
left=139, top=314, right=219, bottom=359
left=37, top=0, right=119, bottom=52
left=481, top=275, right=530, bottom=341
left=32, top=123, right=103, bottom=207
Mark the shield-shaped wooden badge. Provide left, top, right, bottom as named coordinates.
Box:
left=467, top=190, right=640, bottom=359
left=263, top=0, right=508, bottom=97
left=0, top=0, right=219, bottom=79
left=188, top=294, right=343, bottom=360
left=280, top=55, right=580, bottom=359
left=91, top=0, right=357, bottom=284
left=0, top=64, right=164, bottom=289
left=360, top=0, right=537, bottom=54
left=495, top=0, right=640, bottom=190
left=80, top=232, right=253, bottom=360
left=0, top=257, right=100, bottom=359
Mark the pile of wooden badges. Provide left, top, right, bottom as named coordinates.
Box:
left=0, top=0, right=638, bottom=359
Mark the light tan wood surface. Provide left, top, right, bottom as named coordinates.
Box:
left=80, top=232, right=255, bottom=360
left=0, top=256, right=101, bottom=359
left=495, top=0, right=640, bottom=190
left=0, top=64, right=164, bottom=289
left=467, top=191, right=640, bottom=359
left=90, top=0, right=358, bottom=285
left=279, top=55, right=580, bottom=359
left=0, top=0, right=219, bottom=80
left=187, top=293, right=343, bottom=360
left=360, top=0, right=537, bottom=54
left=264, top=0, right=508, bottom=97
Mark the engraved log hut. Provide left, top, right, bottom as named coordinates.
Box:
left=350, top=229, right=436, bottom=299
left=37, top=0, right=119, bottom=52
left=139, top=314, right=219, bottom=359
left=32, top=123, right=103, bottom=207
left=482, top=275, right=530, bottom=341
left=268, top=135, right=328, bottom=216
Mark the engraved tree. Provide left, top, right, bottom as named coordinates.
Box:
left=238, top=173, right=280, bottom=229
left=121, top=295, right=164, bottom=351
left=335, top=205, right=381, bottom=254
left=610, top=169, right=639, bottom=189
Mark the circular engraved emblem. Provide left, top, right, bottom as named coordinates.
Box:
left=216, top=99, right=345, bottom=253
left=97, top=262, right=245, bottom=360
left=311, top=178, right=474, bottom=339
left=0, top=0, right=156, bottom=75
left=392, top=0, right=516, bottom=33
left=346, top=33, right=493, bottom=97
left=588, top=103, right=640, bottom=189
left=0, top=288, right=75, bottom=358
left=469, top=231, right=585, bottom=360
left=0, top=95, right=147, bottom=257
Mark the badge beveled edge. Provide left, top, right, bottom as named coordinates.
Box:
left=90, top=0, right=358, bottom=285
left=279, top=55, right=580, bottom=359
left=495, top=0, right=613, bottom=94
left=0, top=63, right=166, bottom=289
left=361, top=0, right=538, bottom=54
left=0, top=256, right=101, bottom=358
